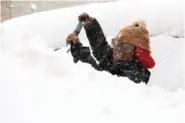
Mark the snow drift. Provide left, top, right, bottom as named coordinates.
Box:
left=0, top=0, right=184, bottom=123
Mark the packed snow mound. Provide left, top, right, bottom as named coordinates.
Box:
left=0, top=40, right=185, bottom=123
left=0, top=0, right=184, bottom=123
left=0, top=0, right=184, bottom=90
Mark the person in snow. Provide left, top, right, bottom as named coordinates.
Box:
left=66, top=13, right=155, bottom=84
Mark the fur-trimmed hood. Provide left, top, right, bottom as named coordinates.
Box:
left=113, top=20, right=151, bottom=52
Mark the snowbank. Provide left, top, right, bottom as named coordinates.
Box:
left=0, top=0, right=184, bottom=90
left=0, top=0, right=184, bottom=123
left=0, top=45, right=184, bottom=123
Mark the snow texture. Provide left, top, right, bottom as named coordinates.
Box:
left=0, top=0, right=184, bottom=123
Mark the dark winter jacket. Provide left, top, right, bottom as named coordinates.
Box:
left=69, top=18, right=152, bottom=84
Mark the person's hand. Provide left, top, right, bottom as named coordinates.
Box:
left=78, top=12, right=91, bottom=23
left=66, top=33, right=80, bottom=44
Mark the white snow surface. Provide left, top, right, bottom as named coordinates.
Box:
left=0, top=0, right=184, bottom=123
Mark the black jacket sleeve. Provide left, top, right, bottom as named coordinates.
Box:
left=70, top=42, right=102, bottom=71
left=69, top=17, right=113, bottom=72
left=82, top=18, right=114, bottom=71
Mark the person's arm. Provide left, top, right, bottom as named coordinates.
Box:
left=70, top=42, right=102, bottom=71
left=135, top=47, right=155, bottom=69
left=66, top=33, right=102, bottom=71
left=78, top=13, right=112, bottom=61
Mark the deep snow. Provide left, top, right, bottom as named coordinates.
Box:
left=0, top=0, right=184, bottom=123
